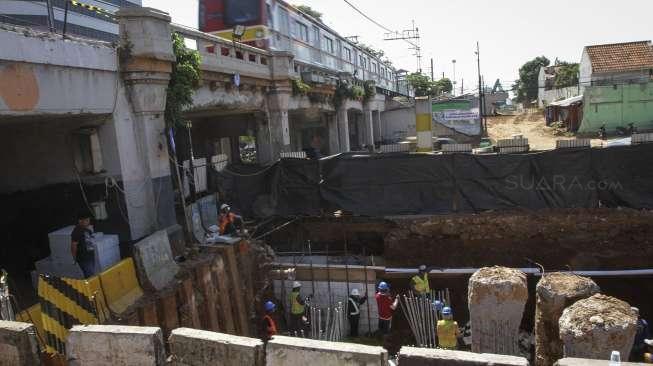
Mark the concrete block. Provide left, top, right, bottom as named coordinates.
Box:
left=47, top=225, right=75, bottom=261
left=0, top=321, right=41, bottom=366
left=66, top=324, right=165, bottom=366
left=266, top=335, right=387, bottom=366
left=468, top=267, right=528, bottom=356
left=555, top=357, right=649, bottom=365
left=132, top=230, right=179, bottom=292
left=534, top=272, right=599, bottom=366
left=169, top=328, right=264, bottom=366
left=398, top=347, right=529, bottom=366
left=91, top=233, right=121, bottom=272
left=559, top=294, right=637, bottom=361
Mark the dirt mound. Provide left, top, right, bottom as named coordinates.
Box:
left=559, top=294, right=637, bottom=360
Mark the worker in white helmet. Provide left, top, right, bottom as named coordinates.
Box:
left=347, top=288, right=368, bottom=337
left=288, top=281, right=308, bottom=333
left=218, top=203, right=243, bottom=236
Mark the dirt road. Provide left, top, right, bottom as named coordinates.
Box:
left=486, top=109, right=575, bottom=151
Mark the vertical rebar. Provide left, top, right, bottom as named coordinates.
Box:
left=308, top=240, right=315, bottom=299
left=363, top=248, right=372, bottom=336
left=326, top=243, right=332, bottom=306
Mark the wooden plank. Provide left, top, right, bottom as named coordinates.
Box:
left=194, top=264, right=220, bottom=331
left=212, top=255, right=235, bottom=334
left=140, top=300, right=159, bottom=327
left=217, top=244, right=249, bottom=336
left=178, top=278, right=201, bottom=329
left=238, top=241, right=255, bottom=330
left=160, top=290, right=179, bottom=337
left=277, top=266, right=377, bottom=283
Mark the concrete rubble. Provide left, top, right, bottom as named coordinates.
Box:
left=535, top=272, right=600, bottom=366
left=468, top=266, right=528, bottom=356
left=559, top=293, right=638, bottom=361
left=266, top=335, right=388, bottom=366
left=132, top=230, right=180, bottom=292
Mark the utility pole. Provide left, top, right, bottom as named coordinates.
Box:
left=430, top=58, right=435, bottom=81
left=383, top=21, right=421, bottom=73
left=461, top=79, right=464, bottom=95
left=452, top=60, right=457, bottom=96
left=475, top=42, right=486, bottom=135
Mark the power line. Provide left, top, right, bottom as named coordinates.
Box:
left=341, top=0, right=418, bottom=48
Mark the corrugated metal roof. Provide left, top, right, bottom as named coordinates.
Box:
left=586, top=41, right=653, bottom=74
left=549, top=95, right=583, bottom=107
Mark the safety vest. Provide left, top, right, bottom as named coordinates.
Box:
left=219, top=213, right=236, bottom=235
left=289, top=291, right=304, bottom=315
left=437, top=319, right=458, bottom=349
left=412, top=273, right=430, bottom=294
left=348, top=297, right=360, bottom=316
left=264, top=314, right=277, bottom=337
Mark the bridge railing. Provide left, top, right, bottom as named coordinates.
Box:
left=171, top=24, right=272, bottom=80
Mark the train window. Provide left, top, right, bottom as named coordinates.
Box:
left=249, top=53, right=257, bottom=62
left=296, top=22, right=309, bottom=43
left=312, top=26, right=320, bottom=46
left=323, top=36, right=334, bottom=54
left=260, top=57, right=268, bottom=65
left=344, top=48, right=352, bottom=62
left=359, top=55, right=365, bottom=68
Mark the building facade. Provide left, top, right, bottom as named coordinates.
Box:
left=0, top=0, right=141, bottom=41
left=580, top=41, right=653, bottom=87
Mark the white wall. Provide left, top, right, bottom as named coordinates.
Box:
left=381, top=107, right=415, bottom=141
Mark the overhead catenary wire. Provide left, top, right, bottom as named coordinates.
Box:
left=341, top=0, right=419, bottom=49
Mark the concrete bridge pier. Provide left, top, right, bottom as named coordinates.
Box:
left=114, top=7, right=177, bottom=238
left=337, top=104, right=350, bottom=153
left=363, top=103, right=374, bottom=148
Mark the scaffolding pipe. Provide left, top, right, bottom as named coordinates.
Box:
left=363, top=249, right=372, bottom=336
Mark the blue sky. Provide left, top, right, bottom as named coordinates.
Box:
left=143, top=0, right=653, bottom=91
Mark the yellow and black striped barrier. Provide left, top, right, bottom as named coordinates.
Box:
left=38, top=274, right=101, bottom=355
left=69, top=0, right=115, bottom=21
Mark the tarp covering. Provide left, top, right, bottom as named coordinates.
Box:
left=216, top=144, right=653, bottom=217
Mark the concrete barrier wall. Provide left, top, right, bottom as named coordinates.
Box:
left=267, top=335, right=388, bottom=366
left=555, top=358, right=649, bottom=366
left=169, top=328, right=264, bottom=366
left=66, top=325, right=165, bottom=366
left=398, top=347, right=529, bottom=366
left=0, top=320, right=41, bottom=366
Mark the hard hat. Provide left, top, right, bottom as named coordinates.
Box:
left=433, top=300, right=443, bottom=311
left=631, top=307, right=640, bottom=315
left=293, top=281, right=301, bottom=288
left=645, top=339, right=653, bottom=347
left=220, top=204, right=230, bottom=212
left=351, top=288, right=360, bottom=296
left=442, top=306, right=452, bottom=316
left=418, top=265, right=427, bottom=272
left=264, top=301, right=276, bottom=312
left=378, top=281, right=389, bottom=291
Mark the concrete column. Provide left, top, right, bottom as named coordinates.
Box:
left=266, top=87, right=291, bottom=161
left=398, top=347, right=529, bottom=366
left=267, top=336, right=388, bottom=366
left=115, top=7, right=176, bottom=239
left=363, top=104, right=374, bottom=148
left=66, top=325, right=165, bottom=365
left=169, top=328, right=264, bottom=366
left=373, top=110, right=382, bottom=143
left=415, top=96, right=433, bottom=152
left=468, top=267, right=528, bottom=356
left=0, top=321, right=41, bottom=366
left=256, top=114, right=273, bottom=165
left=535, top=273, right=600, bottom=366
left=559, top=294, right=638, bottom=361
left=325, top=113, right=340, bottom=155
left=337, top=105, right=350, bottom=152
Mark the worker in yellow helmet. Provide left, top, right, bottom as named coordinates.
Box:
left=411, top=265, right=430, bottom=296
left=437, top=306, right=460, bottom=350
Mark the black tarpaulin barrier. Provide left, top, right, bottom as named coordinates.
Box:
left=273, top=158, right=322, bottom=216
left=320, top=153, right=455, bottom=215
left=591, top=144, right=653, bottom=209
left=215, top=163, right=278, bottom=217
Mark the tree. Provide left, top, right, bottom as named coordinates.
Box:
left=513, top=56, right=550, bottom=103
left=407, top=72, right=433, bottom=96
left=295, top=5, right=322, bottom=22
left=433, top=78, right=453, bottom=94
left=407, top=73, right=453, bottom=97
left=165, top=33, right=201, bottom=128
left=554, top=62, right=579, bottom=88
left=357, top=43, right=385, bottom=59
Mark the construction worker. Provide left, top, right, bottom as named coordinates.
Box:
left=218, top=204, right=243, bottom=236
left=375, top=281, right=399, bottom=336
left=411, top=265, right=430, bottom=296
left=262, top=301, right=277, bottom=340
left=71, top=211, right=95, bottom=278
left=347, top=288, right=367, bottom=337
left=437, top=306, right=460, bottom=350
left=288, top=281, right=307, bottom=334
left=644, top=339, right=653, bottom=363
left=632, top=307, right=651, bottom=361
